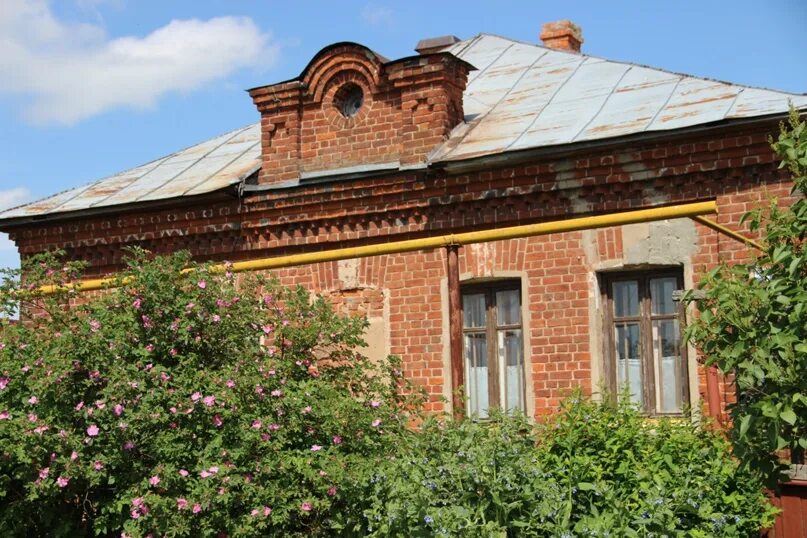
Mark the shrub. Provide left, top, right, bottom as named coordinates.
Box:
left=686, top=109, right=807, bottom=486
left=0, top=250, right=421, bottom=537
left=353, top=397, right=777, bottom=537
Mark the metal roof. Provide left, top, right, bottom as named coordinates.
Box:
left=0, top=123, right=261, bottom=221
left=430, top=34, right=807, bottom=162
left=3, top=33, right=806, bottom=222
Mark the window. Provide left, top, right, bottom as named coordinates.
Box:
left=461, top=281, right=525, bottom=418
left=602, top=270, right=689, bottom=415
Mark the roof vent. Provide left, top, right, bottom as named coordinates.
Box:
left=540, top=20, right=583, bottom=53
left=415, top=35, right=460, bottom=55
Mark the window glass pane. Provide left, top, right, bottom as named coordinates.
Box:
left=653, top=319, right=682, bottom=413
left=615, top=322, right=642, bottom=406
left=613, top=280, right=639, bottom=317
left=498, top=329, right=524, bottom=412
left=650, top=277, right=677, bottom=315
left=462, top=293, right=486, bottom=328
left=464, top=333, right=489, bottom=418
left=496, top=289, right=521, bottom=326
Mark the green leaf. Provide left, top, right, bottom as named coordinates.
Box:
left=780, top=407, right=798, bottom=425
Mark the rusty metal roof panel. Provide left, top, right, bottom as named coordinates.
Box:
left=575, top=67, right=680, bottom=140
left=0, top=123, right=260, bottom=221
left=435, top=33, right=807, bottom=162
left=647, top=78, right=741, bottom=131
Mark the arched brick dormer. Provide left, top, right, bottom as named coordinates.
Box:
left=249, top=42, right=473, bottom=185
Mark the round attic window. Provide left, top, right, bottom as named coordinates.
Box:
left=335, top=84, right=364, bottom=118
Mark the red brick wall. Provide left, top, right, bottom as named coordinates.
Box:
left=249, top=45, right=469, bottom=184
left=5, top=120, right=797, bottom=418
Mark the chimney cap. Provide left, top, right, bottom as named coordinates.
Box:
left=540, top=20, right=583, bottom=53
left=415, top=35, right=461, bottom=55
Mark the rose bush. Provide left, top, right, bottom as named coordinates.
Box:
left=0, top=250, right=420, bottom=537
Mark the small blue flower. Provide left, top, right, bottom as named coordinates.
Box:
left=424, top=516, right=434, bottom=524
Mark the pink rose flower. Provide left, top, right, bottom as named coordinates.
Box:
left=327, top=486, right=337, bottom=497
left=130, top=510, right=140, bottom=519
left=177, top=498, right=188, bottom=510
left=27, top=413, right=37, bottom=422
left=370, top=400, right=381, bottom=408
left=56, top=476, right=69, bottom=488
left=86, top=424, right=99, bottom=437
left=94, top=461, right=104, bottom=470
left=192, top=503, right=202, bottom=514
left=208, top=466, right=219, bottom=474
left=200, top=470, right=211, bottom=478
left=371, top=419, right=381, bottom=428
left=250, top=508, right=259, bottom=517
left=132, top=497, right=144, bottom=508
left=149, top=475, right=160, bottom=486
left=0, top=410, right=9, bottom=420
left=75, top=401, right=84, bottom=411
left=332, top=435, right=342, bottom=445
left=226, top=379, right=235, bottom=388
left=302, top=406, right=312, bottom=414
left=191, top=392, right=202, bottom=402
left=311, top=444, right=322, bottom=452
left=203, top=395, right=215, bottom=407
left=251, top=420, right=262, bottom=429
left=0, top=377, right=9, bottom=390
left=39, top=467, right=49, bottom=480
left=270, top=390, right=282, bottom=398
left=89, top=320, right=101, bottom=332
left=114, top=404, right=124, bottom=416
left=179, top=469, right=189, bottom=477
left=263, top=506, right=272, bottom=516
left=212, top=314, right=221, bottom=322
left=70, top=451, right=79, bottom=461
left=197, top=280, right=206, bottom=289
left=123, top=441, right=135, bottom=450
left=213, top=414, right=223, bottom=427
left=301, top=502, right=312, bottom=512
left=132, top=298, right=141, bottom=309
left=261, top=324, right=273, bottom=334
left=27, top=396, right=38, bottom=405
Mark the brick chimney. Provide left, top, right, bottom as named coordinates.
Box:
left=248, top=43, right=472, bottom=185
left=540, top=20, right=583, bottom=53
left=415, top=35, right=460, bottom=55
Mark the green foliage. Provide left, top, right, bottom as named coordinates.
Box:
left=685, top=108, right=807, bottom=486
left=0, top=251, right=774, bottom=536
left=352, top=395, right=775, bottom=537
left=0, top=249, right=421, bottom=537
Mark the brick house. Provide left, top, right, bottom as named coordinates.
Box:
left=1, top=21, right=806, bottom=424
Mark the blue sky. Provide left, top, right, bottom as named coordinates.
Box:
left=0, top=0, right=805, bottom=268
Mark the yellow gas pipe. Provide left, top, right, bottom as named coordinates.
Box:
left=37, top=200, right=717, bottom=295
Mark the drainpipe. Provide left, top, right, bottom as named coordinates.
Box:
left=446, top=244, right=463, bottom=418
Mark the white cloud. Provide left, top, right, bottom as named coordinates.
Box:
left=0, top=0, right=279, bottom=125
left=361, top=4, right=394, bottom=27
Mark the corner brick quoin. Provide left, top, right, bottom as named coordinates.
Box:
left=2, top=34, right=796, bottom=422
